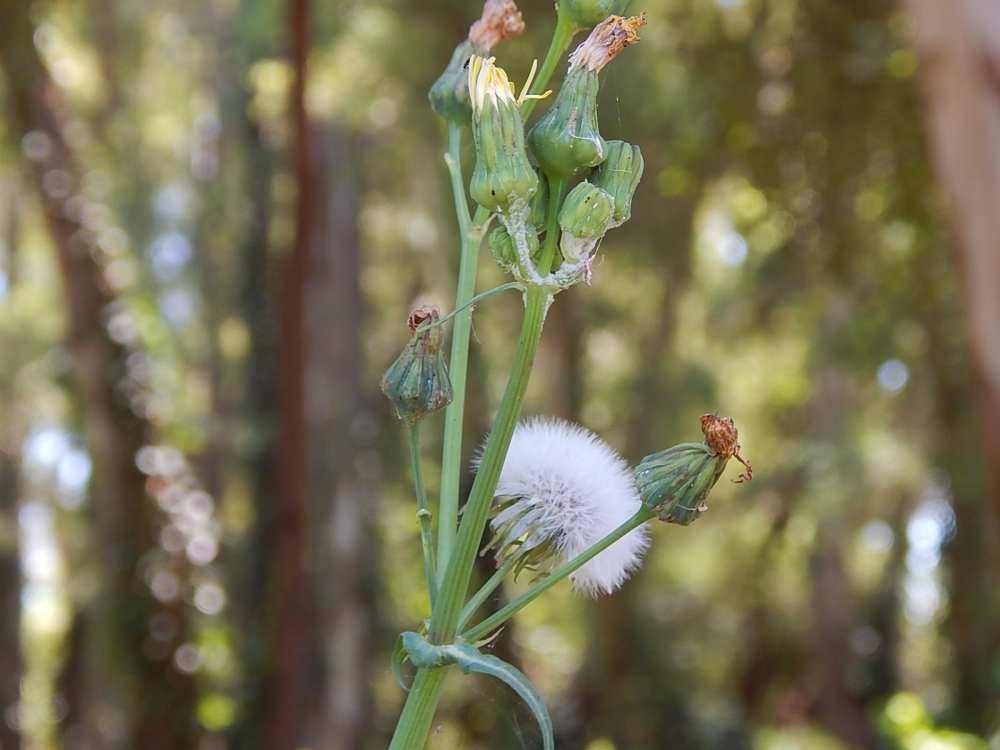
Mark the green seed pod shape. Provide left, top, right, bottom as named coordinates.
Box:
left=488, top=224, right=540, bottom=270
left=528, top=66, right=606, bottom=182
left=429, top=40, right=487, bottom=125
left=559, top=181, right=615, bottom=240
left=590, top=140, right=643, bottom=225
left=634, top=443, right=729, bottom=525
left=558, top=0, right=633, bottom=29
left=470, top=110, right=537, bottom=212
left=380, top=306, right=454, bottom=424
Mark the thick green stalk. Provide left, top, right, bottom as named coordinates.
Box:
left=463, top=506, right=655, bottom=642
left=458, top=558, right=516, bottom=633
left=522, top=12, right=577, bottom=121
left=386, top=666, right=450, bottom=750
left=431, top=284, right=550, bottom=643
left=407, top=423, right=437, bottom=610
left=437, top=122, right=485, bottom=584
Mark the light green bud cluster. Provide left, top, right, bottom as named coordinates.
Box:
left=489, top=224, right=540, bottom=272
left=559, top=181, right=614, bottom=240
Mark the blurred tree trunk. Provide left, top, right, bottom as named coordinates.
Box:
left=260, top=0, right=315, bottom=745
left=905, top=0, right=1000, bottom=729
left=303, top=125, right=375, bottom=750
left=0, top=451, right=20, bottom=750
left=0, top=3, right=199, bottom=748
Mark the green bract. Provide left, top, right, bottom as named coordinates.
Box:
left=590, top=140, right=644, bottom=225
left=528, top=65, right=605, bottom=181
left=633, top=443, right=729, bottom=525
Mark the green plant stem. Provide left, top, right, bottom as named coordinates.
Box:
left=420, top=282, right=523, bottom=331
left=437, top=122, right=489, bottom=585
left=522, top=12, right=578, bottom=121
left=386, top=666, right=450, bottom=750
left=432, top=284, right=550, bottom=644
left=407, top=423, right=437, bottom=610
left=457, top=558, right=516, bottom=633
left=462, top=506, right=655, bottom=643
left=538, top=178, right=567, bottom=277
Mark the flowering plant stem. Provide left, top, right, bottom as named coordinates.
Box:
left=462, top=505, right=655, bottom=643
left=437, top=122, right=490, bottom=584
left=407, top=423, right=438, bottom=610
left=457, top=558, right=516, bottom=632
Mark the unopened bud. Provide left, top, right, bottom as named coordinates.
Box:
left=468, top=56, right=538, bottom=213
left=559, top=181, right=614, bottom=239
left=558, top=0, right=633, bottom=31
left=527, top=168, right=550, bottom=228
left=590, top=140, right=643, bottom=225
left=488, top=224, right=540, bottom=272
left=429, top=1, right=526, bottom=125
left=633, top=414, right=752, bottom=525
left=527, top=64, right=604, bottom=181
left=380, top=305, right=454, bottom=424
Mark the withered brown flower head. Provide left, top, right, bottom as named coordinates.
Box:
left=568, top=13, right=646, bottom=73
left=701, top=414, right=753, bottom=482
left=469, top=0, right=525, bottom=51
left=407, top=304, right=442, bottom=334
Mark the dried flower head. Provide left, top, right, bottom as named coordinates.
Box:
left=482, top=418, right=650, bottom=596
left=700, top=413, right=752, bottom=482
left=469, top=0, right=525, bottom=51
left=380, top=305, right=453, bottom=424
left=568, top=14, right=646, bottom=73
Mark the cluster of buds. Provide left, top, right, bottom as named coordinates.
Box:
left=464, top=13, right=646, bottom=288
left=380, top=305, right=454, bottom=425
left=634, top=414, right=753, bottom=525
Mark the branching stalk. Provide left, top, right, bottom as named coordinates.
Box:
left=458, top=557, right=516, bottom=633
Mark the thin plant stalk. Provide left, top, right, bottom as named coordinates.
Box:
left=386, top=667, right=450, bottom=750
left=457, top=557, right=516, bottom=633
left=522, top=12, right=577, bottom=121
left=437, top=122, right=490, bottom=584
left=463, top=506, right=655, bottom=643
left=407, top=423, right=438, bottom=610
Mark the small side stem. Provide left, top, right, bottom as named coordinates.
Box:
left=462, top=507, right=654, bottom=643
left=457, top=558, right=516, bottom=633
left=408, top=423, right=438, bottom=610
left=522, top=12, right=578, bottom=121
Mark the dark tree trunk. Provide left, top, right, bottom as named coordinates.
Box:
left=0, top=451, right=21, bottom=750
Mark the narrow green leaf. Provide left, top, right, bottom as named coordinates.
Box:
left=391, top=635, right=411, bottom=691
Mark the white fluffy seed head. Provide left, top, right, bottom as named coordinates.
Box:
left=484, top=417, right=650, bottom=596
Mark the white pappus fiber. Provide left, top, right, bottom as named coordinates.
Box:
left=488, top=417, right=650, bottom=596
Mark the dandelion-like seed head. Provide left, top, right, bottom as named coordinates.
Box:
left=483, top=417, right=649, bottom=596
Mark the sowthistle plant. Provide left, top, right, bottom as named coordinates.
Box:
left=381, top=2, right=753, bottom=747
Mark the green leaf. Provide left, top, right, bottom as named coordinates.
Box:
left=400, top=631, right=554, bottom=750
left=391, top=634, right=410, bottom=691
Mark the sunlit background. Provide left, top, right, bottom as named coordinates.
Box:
left=0, top=0, right=996, bottom=748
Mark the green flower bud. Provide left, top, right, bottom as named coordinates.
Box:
left=559, top=181, right=615, bottom=240
left=527, top=15, right=645, bottom=182
left=527, top=66, right=604, bottom=182
left=590, top=140, right=643, bottom=225
left=380, top=305, right=454, bottom=424
left=468, top=56, right=538, bottom=214
left=634, top=414, right=752, bottom=525
left=558, top=0, right=633, bottom=30
left=429, top=40, right=485, bottom=125
left=489, top=224, right=540, bottom=272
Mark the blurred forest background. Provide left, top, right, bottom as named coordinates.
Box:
left=1, top=0, right=999, bottom=748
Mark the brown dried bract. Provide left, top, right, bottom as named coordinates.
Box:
left=469, top=0, right=525, bottom=51
left=407, top=304, right=442, bottom=334
left=701, top=413, right=753, bottom=483
left=569, top=14, right=646, bottom=73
